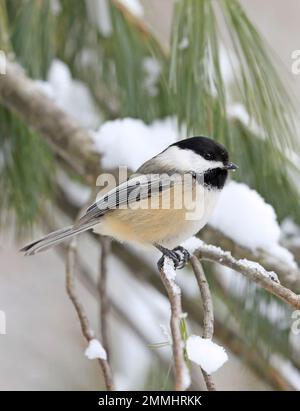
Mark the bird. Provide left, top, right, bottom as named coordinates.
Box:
left=21, top=136, right=237, bottom=268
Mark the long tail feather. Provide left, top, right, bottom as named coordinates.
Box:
left=20, top=221, right=96, bottom=256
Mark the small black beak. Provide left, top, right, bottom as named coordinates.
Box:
left=223, top=162, right=238, bottom=171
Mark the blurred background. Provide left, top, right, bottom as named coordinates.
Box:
left=1, top=0, right=300, bottom=390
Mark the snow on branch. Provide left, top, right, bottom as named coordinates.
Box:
left=202, top=225, right=300, bottom=294
left=183, top=238, right=300, bottom=310
left=85, top=339, right=107, bottom=360
left=186, top=336, right=228, bottom=375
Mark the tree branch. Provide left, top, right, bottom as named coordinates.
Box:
left=159, top=258, right=187, bottom=391
left=202, top=226, right=300, bottom=293
left=66, top=239, right=94, bottom=340
left=66, top=237, right=115, bottom=391
left=190, top=255, right=216, bottom=391
left=193, top=241, right=300, bottom=310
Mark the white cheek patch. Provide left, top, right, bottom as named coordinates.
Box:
left=156, top=146, right=223, bottom=173
left=188, top=155, right=223, bottom=173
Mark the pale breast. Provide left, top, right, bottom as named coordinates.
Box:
left=93, top=183, right=221, bottom=248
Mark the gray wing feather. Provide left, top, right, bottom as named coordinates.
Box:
left=76, top=173, right=177, bottom=226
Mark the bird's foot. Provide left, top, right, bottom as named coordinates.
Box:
left=172, top=246, right=190, bottom=269
left=156, top=244, right=190, bottom=270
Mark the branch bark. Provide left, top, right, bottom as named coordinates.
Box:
left=66, top=237, right=115, bottom=391
left=193, top=241, right=300, bottom=310
left=202, top=226, right=300, bottom=293
left=159, top=258, right=187, bottom=391
left=190, top=255, right=216, bottom=391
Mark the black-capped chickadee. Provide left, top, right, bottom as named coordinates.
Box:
left=21, top=136, right=237, bottom=268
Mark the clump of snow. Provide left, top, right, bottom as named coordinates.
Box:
left=35, top=60, right=100, bottom=129
left=163, top=257, right=176, bottom=281
left=160, top=257, right=181, bottom=295
left=85, top=339, right=107, bottom=360
left=163, top=257, right=181, bottom=295
left=186, top=238, right=280, bottom=285
left=92, top=117, right=178, bottom=170
left=186, top=335, right=228, bottom=373
left=143, top=57, right=161, bottom=97
left=238, top=259, right=279, bottom=283
left=181, top=236, right=202, bottom=254
left=210, top=181, right=296, bottom=268
left=194, top=239, right=232, bottom=260
left=118, top=0, right=144, bottom=17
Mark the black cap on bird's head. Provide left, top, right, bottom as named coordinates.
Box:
left=170, top=136, right=238, bottom=171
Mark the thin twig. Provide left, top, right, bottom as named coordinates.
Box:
left=159, top=259, right=187, bottom=391
left=190, top=255, right=216, bottom=391
left=66, top=237, right=115, bottom=391
left=98, top=236, right=112, bottom=357
left=66, top=240, right=94, bottom=341
left=193, top=241, right=300, bottom=310
left=202, top=226, right=300, bottom=293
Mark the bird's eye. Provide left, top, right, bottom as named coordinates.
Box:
left=204, top=153, right=212, bottom=160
